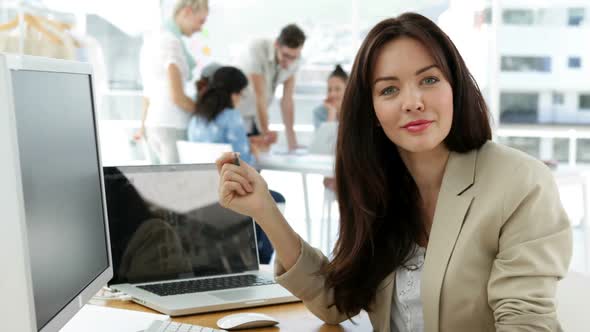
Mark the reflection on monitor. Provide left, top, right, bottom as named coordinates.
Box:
left=0, top=54, right=112, bottom=332
left=103, top=164, right=258, bottom=285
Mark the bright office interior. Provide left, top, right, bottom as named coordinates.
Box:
left=32, top=0, right=588, bottom=274
left=2, top=0, right=590, bottom=330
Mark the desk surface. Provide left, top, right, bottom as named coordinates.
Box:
left=94, top=300, right=371, bottom=331
left=258, top=153, right=334, bottom=176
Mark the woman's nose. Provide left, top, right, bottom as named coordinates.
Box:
left=401, top=88, right=424, bottom=113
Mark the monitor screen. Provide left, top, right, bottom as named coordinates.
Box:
left=11, top=69, right=110, bottom=331
left=103, top=164, right=258, bottom=285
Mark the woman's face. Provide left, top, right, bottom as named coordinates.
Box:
left=326, top=76, right=347, bottom=109
left=187, top=8, right=208, bottom=35
left=371, top=37, right=453, bottom=155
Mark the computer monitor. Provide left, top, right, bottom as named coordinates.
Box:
left=0, top=54, right=113, bottom=332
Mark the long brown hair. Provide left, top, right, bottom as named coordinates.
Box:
left=322, top=13, right=492, bottom=317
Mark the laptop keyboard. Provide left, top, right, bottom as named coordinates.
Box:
left=138, top=274, right=276, bottom=296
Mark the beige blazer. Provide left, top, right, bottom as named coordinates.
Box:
left=275, top=141, right=572, bottom=332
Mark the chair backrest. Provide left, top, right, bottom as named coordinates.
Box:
left=308, top=121, right=338, bottom=155
left=176, top=140, right=233, bottom=164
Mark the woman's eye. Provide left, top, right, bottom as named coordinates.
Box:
left=380, top=86, right=398, bottom=96
left=422, top=77, right=439, bottom=85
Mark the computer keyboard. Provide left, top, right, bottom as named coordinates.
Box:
left=145, top=319, right=226, bottom=332
left=138, top=274, right=275, bottom=296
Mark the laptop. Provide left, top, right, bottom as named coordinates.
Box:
left=103, top=163, right=299, bottom=316
left=308, top=121, right=338, bottom=155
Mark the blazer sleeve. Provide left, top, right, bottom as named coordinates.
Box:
left=274, top=237, right=359, bottom=324
left=488, top=160, right=573, bottom=332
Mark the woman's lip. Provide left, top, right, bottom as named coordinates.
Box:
left=403, top=120, right=432, bottom=128
left=403, top=121, right=433, bottom=133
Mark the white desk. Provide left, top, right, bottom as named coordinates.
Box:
left=257, top=153, right=334, bottom=241
left=257, top=153, right=334, bottom=176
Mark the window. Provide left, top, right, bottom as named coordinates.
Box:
left=580, top=94, right=590, bottom=109
left=553, top=92, right=564, bottom=105
left=568, top=56, right=582, bottom=68
left=501, top=56, right=551, bottom=72
left=497, top=137, right=540, bottom=159
left=568, top=8, right=585, bottom=26
left=578, top=139, right=590, bottom=163
left=503, top=9, right=534, bottom=25
left=553, top=138, right=569, bottom=163
left=500, top=92, right=539, bottom=123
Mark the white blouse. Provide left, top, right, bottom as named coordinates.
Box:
left=391, top=246, right=426, bottom=332
left=139, top=30, right=191, bottom=129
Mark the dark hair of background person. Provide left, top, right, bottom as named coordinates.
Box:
left=277, top=24, right=306, bottom=48
left=195, top=66, right=248, bottom=122
left=320, top=12, right=492, bottom=318
left=329, top=64, right=349, bottom=82
left=195, top=77, right=210, bottom=96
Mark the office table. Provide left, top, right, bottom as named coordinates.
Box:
left=257, top=153, right=334, bottom=242
left=94, top=299, right=371, bottom=331
left=94, top=271, right=587, bottom=331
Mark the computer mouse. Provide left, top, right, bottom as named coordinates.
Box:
left=216, top=312, right=279, bottom=330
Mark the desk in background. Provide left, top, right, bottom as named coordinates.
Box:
left=257, top=153, right=334, bottom=242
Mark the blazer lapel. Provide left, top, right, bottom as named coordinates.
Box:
left=421, top=149, right=477, bottom=332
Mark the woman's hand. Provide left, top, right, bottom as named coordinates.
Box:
left=216, top=152, right=275, bottom=222
left=217, top=153, right=302, bottom=272
left=324, top=98, right=339, bottom=122
left=132, top=127, right=145, bottom=142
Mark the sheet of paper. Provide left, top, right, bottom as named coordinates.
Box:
left=60, top=304, right=169, bottom=332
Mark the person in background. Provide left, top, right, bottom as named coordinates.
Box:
left=188, top=66, right=256, bottom=164
left=235, top=24, right=306, bottom=151
left=134, top=0, right=208, bottom=164
left=313, top=64, right=349, bottom=192
left=188, top=66, right=281, bottom=264
left=216, top=13, right=572, bottom=331
left=313, top=64, right=349, bottom=130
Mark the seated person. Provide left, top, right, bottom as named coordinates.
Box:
left=313, top=64, right=348, bottom=130
left=313, top=65, right=348, bottom=191
left=188, top=66, right=258, bottom=164
left=187, top=66, right=280, bottom=263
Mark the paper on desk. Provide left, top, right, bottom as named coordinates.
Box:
left=60, top=304, right=169, bottom=332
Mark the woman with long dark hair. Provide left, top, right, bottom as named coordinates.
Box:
left=188, top=66, right=256, bottom=164
left=215, top=13, right=572, bottom=331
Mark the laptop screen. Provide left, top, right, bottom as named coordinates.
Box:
left=103, top=164, right=259, bottom=285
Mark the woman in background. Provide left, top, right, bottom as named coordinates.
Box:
left=135, top=0, right=208, bottom=164
left=188, top=66, right=257, bottom=165
left=188, top=66, right=281, bottom=264
left=313, top=65, right=348, bottom=130
left=313, top=65, right=348, bottom=192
